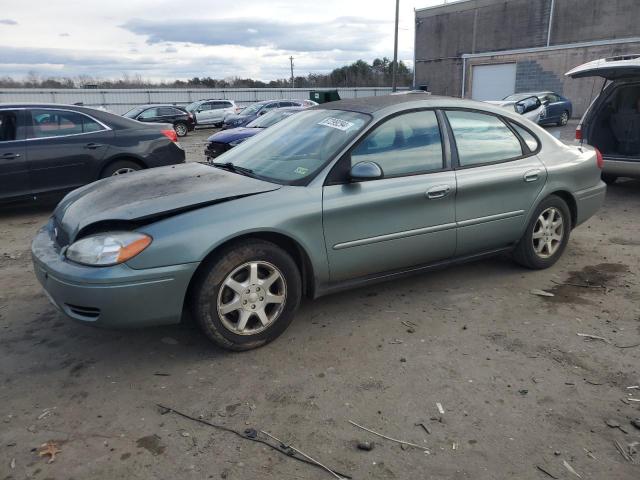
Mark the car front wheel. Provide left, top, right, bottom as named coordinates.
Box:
left=513, top=195, right=571, bottom=269
left=191, top=240, right=301, bottom=351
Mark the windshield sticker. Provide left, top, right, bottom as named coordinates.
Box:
left=318, top=117, right=355, bottom=131
left=294, top=166, right=309, bottom=175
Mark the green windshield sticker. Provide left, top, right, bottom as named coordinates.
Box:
left=294, top=166, right=309, bottom=175
left=318, top=117, right=355, bottom=131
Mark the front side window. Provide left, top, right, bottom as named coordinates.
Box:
left=215, top=109, right=370, bottom=185
left=0, top=111, right=18, bottom=142
left=351, top=110, right=444, bottom=177
left=29, top=109, right=104, bottom=138
left=446, top=110, right=523, bottom=166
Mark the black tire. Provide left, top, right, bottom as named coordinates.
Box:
left=557, top=111, right=569, bottom=126
left=100, top=159, right=141, bottom=178
left=601, top=173, right=617, bottom=185
left=190, top=240, right=301, bottom=351
left=513, top=195, right=571, bottom=269
left=174, top=122, right=188, bottom=137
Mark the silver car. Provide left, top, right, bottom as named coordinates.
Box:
left=185, top=99, right=238, bottom=127
left=32, top=94, right=606, bottom=350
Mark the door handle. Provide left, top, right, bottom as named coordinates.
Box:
left=426, top=185, right=451, bottom=199
left=1, top=152, right=20, bottom=159
left=84, top=143, right=103, bottom=150
left=524, top=169, right=542, bottom=182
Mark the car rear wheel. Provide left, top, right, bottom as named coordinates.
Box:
left=100, top=160, right=141, bottom=178
left=174, top=122, right=188, bottom=137
left=191, top=240, right=301, bottom=351
left=558, top=111, right=569, bottom=126
left=513, top=195, right=571, bottom=269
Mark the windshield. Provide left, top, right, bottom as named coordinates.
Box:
left=246, top=109, right=298, bottom=128
left=240, top=103, right=263, bottom=115
left=214, top=109, right=370, bottom=185
left=184, top=101, right=201, bottom=112
left=123, top=107, right=145, bottom=118
left=503, top=93, right=537, bottom=102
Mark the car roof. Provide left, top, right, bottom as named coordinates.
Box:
left=314, top=92, right=449, bottom=114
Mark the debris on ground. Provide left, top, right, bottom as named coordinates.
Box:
left=436, top=402, right=445, bottom=415
left=530, top=289, right=554, bottom=297
left=348, top=420, right=427, bottom=451
left=356, top=441, right=374, bottom=451
left=158, top=404, right=351, bottom=479
left=37, top=408, right=53, bottom=420
left=577, top=333, right=610, bottom=344
left=614, top=440, right=639, bottom=464
left=415, top=422, right=431, bottom=434
left=631, top=418, right=640, bottom=430
left=536, top=464, right=559, bottom=479
left=10, top=458, right=15, bottom=469
left=562, top=459, right=581, bottom=478
left=38, top=441, right=61, bottom=463
left=605, top=418, right=629, bottom=433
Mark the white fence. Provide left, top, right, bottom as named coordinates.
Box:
left=0, top=87, right=405, bottom=114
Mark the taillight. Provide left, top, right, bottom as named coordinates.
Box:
left=161, top=129, right=178, bottom=143
left=594, top=147, right=604, bottom=169
left=575, top=124, right=582, bottom=141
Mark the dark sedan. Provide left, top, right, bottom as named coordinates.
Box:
left=221, top=99, right=306, bottom=129
left=205, top=107, right=304, bottom=160
left=502, top=91, right=573, bottom=126
left=123, top=104, right=195, bottom=137
left=0, top=103, right=185, bottom=203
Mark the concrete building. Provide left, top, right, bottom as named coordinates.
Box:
left=414, top=0, right=640, bottom=116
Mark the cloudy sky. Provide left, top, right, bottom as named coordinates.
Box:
left=0, top=0, right=447, bottom=81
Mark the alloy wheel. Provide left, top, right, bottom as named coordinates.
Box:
left=532, top=207, right=564, bottom=258
left=560, top=112, right=569, bottom=126
left=217, top=261, right=286, bottom=335
left=111, top=167, right=136, bottom=175
left=175, top=124, right=187, bottom=136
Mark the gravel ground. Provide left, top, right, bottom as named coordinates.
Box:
left=1, top=121, right=639, bottom=479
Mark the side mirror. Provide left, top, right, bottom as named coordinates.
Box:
left=136, top=115, right=144, bottom=121
left=350, top=161, right=383, bottom=181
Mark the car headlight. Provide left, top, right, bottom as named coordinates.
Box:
left=229, top=138, right=247, bottom=146
left=66, top=232, right=152, bottom=266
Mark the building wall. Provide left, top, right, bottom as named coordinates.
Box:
left=463, top=41, right=640, bottom=117
left=415, top=0, right=640, bottom=116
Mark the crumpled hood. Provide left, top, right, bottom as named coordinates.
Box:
left=485, top=100, right=515, bottom=108
left=207, top=127, right=261, bottom=143
left=53, top=162, right=280, bottom=242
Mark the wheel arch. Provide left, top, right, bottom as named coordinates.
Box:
left=184, top=231, right=316, bottom=310
left=98, top=155, right=148, bottom=178
left=547, top=190, right=577, bottom=228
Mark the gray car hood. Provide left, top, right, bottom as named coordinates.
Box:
left=54, top=162, right=281, bottom=242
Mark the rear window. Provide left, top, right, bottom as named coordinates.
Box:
left=0, top=111, right=17, bottom=142
left=446, top=110, right=523, bottom=166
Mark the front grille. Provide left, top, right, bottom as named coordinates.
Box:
left=205, top=142, right=231, bottom=159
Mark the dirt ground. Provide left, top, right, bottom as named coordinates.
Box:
left=1, top=122, right=639, bottom=480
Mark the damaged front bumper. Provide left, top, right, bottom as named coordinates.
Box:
left=31, top=221, right=198, bottom=328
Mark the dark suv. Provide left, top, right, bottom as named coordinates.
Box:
left=123, top=105, right=195, bottom=137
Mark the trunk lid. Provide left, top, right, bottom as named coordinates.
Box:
left=53, top=162, right=280, bottom=243
left=566, top=54, right=640, bottom=80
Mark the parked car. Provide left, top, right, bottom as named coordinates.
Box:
left=205, top=107, right=304, bottom=160
left=0, top=103, right=184, bottom=203
left=184, top=99, right=238, bottom=127
left=221, top=100, right=306, bottom=129
left=486, top=95, right=546, bottom=123
left=566, top=54, right=640, bottom=183
left=491, top=92, right=573, bottom=126
left=32, top=95, right=605, bottom=351
left=123, top=105, right=195, bottom=137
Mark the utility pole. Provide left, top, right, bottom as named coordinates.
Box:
left=289, top=56, right=294, bottom=88
left=392, top=0, right=399, bottom=92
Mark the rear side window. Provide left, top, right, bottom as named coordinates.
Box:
left=510, top=122, right=539, bottom=152
left=157, top=107, right=179, bottom=116
left=446, top=111, right=523, bottom=167
left=351, top=110, right=443, bottom=177
left=215, top=101, right=232, bottom=109
left=0, top=111, right=17, bottom=141
left=28, top=109, right=105, bottom=138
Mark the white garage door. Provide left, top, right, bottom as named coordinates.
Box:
left=471, top=63, right=517, bottom=101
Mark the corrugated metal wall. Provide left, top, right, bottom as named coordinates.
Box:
left=0, top=88, right=404, bottom=114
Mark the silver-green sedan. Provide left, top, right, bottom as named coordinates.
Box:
left=32, top=93, right=606, bottom=350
